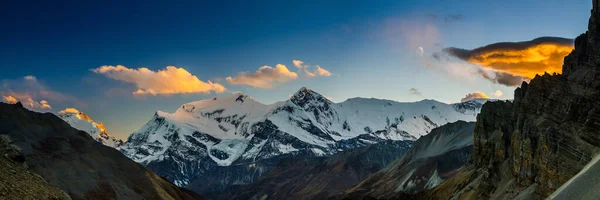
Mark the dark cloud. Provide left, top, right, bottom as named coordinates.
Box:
left=476, top=68, right=525, bottom=87
left=444, top=14, right=463, bottom=23
left=409, top=88, right=422, bottom=96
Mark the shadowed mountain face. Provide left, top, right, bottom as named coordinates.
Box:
left=337, top=121, right=475, bottom=199
left=207, top=140, right=413, bottom=200
left=0, top=102, right=203, bottom=200
left=412, top=1, right=600, bottom=199
left=0, top=135, right=71, bottom=200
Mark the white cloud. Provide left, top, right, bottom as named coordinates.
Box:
left=92, top=65, right=226, bottom=95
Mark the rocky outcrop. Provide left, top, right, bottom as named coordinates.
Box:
left=418, top=1, right=600, bottom=199
left=209, top=140, right=412, bottom=200
left=336, top=121, right=475, bottom=199
left=0, top=135, right=71, bottom=200
left=0, top=102, right=203, bottom=200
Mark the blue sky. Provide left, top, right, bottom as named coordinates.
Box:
left=0, top=0, right=592, bottom=139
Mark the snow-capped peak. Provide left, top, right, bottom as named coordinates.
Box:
left=289, top=87, right=331, bottom=107
left=58, top=108, right=124, bottom=149
left=121, top=87, right=485, bottom=186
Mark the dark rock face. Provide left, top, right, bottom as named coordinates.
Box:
left=0, top=102, right=203, bottom=200
left=207, top=140, right=412, bottom=200
left=336, top=121, right=476, bottom=199
left=419, top=2, right=600, bottom=199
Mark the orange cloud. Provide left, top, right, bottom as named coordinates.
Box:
left=315, top=66, right=332, bottom=76
left=2, top=95, right=18, bottom=104
left=445, top=37, right=574, bottom=80
left=226, top=64, right=298, bottom=88
left=2, top=94, right=52, bottom=109
left=293, top=60, right=306, bottom=69
left=292, top=60, right=332, bottom=78
left=460, top=92, right=489, bottom=102
left=92, top=65, right=226, bottom=95
left=58, top=108, right=80, bottom=114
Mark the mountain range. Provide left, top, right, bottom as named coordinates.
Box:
left=118, top=87, right=484, bottom=192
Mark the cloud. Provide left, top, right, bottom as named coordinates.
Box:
left=409, top=88, right=422, bottom=96
left=460, top=92, right=489, bottom=102
left=475, top=68, right=525, bottom=87
left=444, top=37, right=574, bottom=80
left=2, top=95, right=17, bottom=104
left=92, top=65, right=226, bottom=95
left=315, top=66, right=332, bottom=76
left=293, top=60, right=306, bottom=69
left=494, top=90, right=503, bottom=98
left=2, top=94, right=52, bottom=109
left=444, top=14, right=463, bottom=23
left=226, top=64, right=298, bottom=88
left=1, top=75, right=80, bottom=110
left=58, top=108, right=80, bottom=114
left=292, top=60, right=333, bottom=78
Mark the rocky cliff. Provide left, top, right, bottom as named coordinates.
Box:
left=419, top=1, right=600, bottom=199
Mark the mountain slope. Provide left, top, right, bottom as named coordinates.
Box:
left=338, top=121, right=476, bottom=199
left=0, top=102, right=202, bottom=200
left=58, top=108, right=124, bottom=149
left=415, top=2, right=600, bottom=199
left=0, top=135, right=70, bottom=200
left=207, top=140, right=412, bottom=200
left=121, top=88, right=483, bottom=189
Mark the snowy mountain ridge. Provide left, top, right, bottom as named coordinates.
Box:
left=58, top=108, right=124, bottom=149
left=121, top=87, right=484, bottom=186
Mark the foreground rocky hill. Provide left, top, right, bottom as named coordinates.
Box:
left=411, top=1, right=600, bottom=199
left=0, top=102, right=202, bottom=200
left=0, top=135, right=70, bottom=200
left=207, top=140, right=413, bottom=200
left=337, top=121, right=475, bottom=199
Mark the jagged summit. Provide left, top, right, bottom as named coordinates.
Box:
left=289, top=87, right=331, bottom=107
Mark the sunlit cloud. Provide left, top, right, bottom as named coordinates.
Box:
left=292, top=60, right=333, bottom=78
left=444, top=37, right=574, bottom=80
left=92, top=65, right=226, bottom=95
left=2, top=95, right=18, bottom=104
left=460, top=92, right=489, bottom=102
left=293, top=60, right=306, bottom=69
left=494, top=90, right=503, bottom=98
left=1, top=75, right=80, bottom=110
left=2, top=94, right=52, bottom=109
left=315, top=66, right=332, bottom=76
left=58, top=107, right=80, bottom=114
left=226, top=64, right=298, bottom=88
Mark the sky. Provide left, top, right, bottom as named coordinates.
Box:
left=0, top=0, right=592, bottom=139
